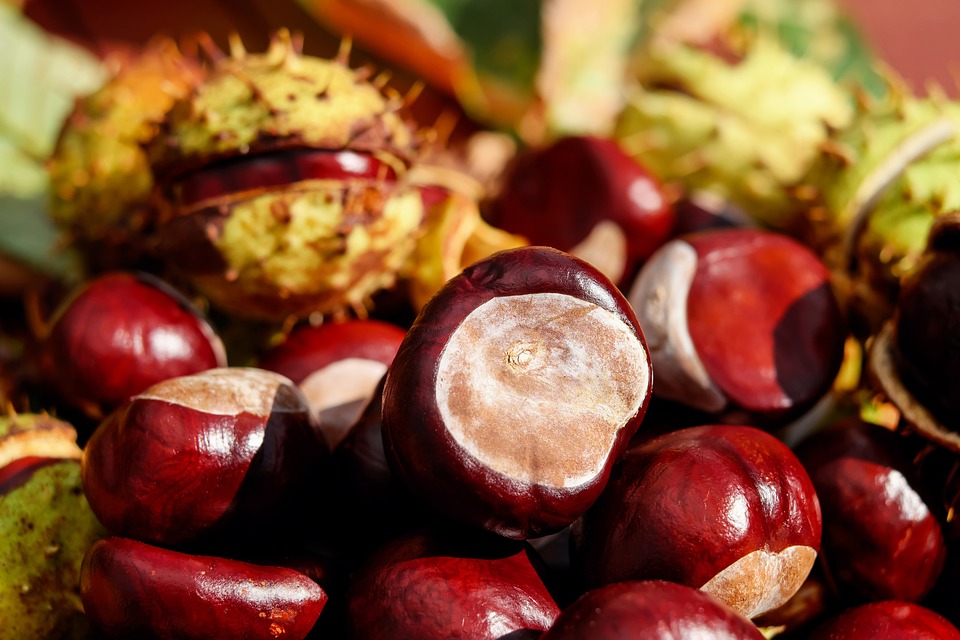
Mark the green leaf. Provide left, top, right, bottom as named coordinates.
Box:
left=0, top=194, right=81, bottom=280
left=0, top=3, right=104, bottom=200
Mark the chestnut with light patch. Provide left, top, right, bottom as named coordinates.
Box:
left=260, top=319, right=406, bottom=450
left=82, top=367, right=328, bottom=546
left=572, top=424, right=821, bottom=620
left=627, top=228, right=845, bottom=423
left=382, top=246, right=653, bottom=540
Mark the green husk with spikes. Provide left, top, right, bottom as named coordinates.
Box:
left=47, top=38, right=204, bottom=272
left=615, top=34, right=854, bottom=228
left=0, top=413, right=106, bottom=640
left=149, top=31, right=427, bottom=321
left=802, top=79, right=960, bottom=334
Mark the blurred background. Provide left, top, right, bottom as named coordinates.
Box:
left=13, top=0, right=960, bottom=95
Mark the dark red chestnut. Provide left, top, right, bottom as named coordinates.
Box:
left=810, top=601, right=960, bottom=639
left=81, top=536, right=327, bottom=640
left=346, top=529, right=560, bottom=639
left=541, top=580, right=764, bottom=640
left=796, top=419, right=945, bottom=603
left=627, top=228, right=845, bottom=422
left=572, top=424, right=821, bottom=619
left=870, top=215, right=960, bottom=453
left=382, top=246, right=653, bottom=539
left=82, top=367, right=327, bottom=545
left=43, top=272, right=226, bottom=418
left=259, top=318, right=405, bottom=449
left=486, top=136, right=675, bottom=287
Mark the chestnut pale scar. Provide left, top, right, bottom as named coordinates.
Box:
left=138, top=368, right=305, bottom=417
left=700, top=545, right=817, bottom=619
left=435, top=292, right=650, bottom=489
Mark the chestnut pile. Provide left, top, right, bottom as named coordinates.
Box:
left=4, top=3, right=960, bottom=639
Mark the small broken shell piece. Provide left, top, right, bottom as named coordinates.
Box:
left=700, top=545, right=817, bottom=620
left=628, top=239, right=726, bottom=412
left=868, top=321, right=960, bottom=452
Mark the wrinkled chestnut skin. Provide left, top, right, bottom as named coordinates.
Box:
left=81, top=537, right=326, bottom=640
left=796, top=419, right=945, bottom=603
left=346, top=529, right=559, bottom=640
left=487, top=136, right=675, bottom=287
left=896, top=249, right=960, bottom=430
left=260, top=318, right=406, bottom=449
left=810, top=601, right=960, bottom=639
left=382, top=246, right=652, bottom=539
left=82, top=368, right=327, bottom=545
left=573, top=425, right=821, bottom=619
left=542, top=580, right=764, bottom=640
left=629, top=228, right=845, bottom=422
left=44, top=272, right=226, bottom=418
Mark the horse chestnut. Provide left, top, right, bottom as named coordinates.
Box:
left=82, top=367, right=326, bottom=545
left=81, top=536, right=327, bottom=640
left=382, top=246, right=652, bottom=539
left=627, top=228, right=845, bottom=422
left=43, top=272, right=226, bottom=419
left=796, top=419, right=945, bottom=603
left=810, top=601, right=960, bottom=639
left=346, top=529, right=559, bottom=639
left=486, top=136, right=675, bottom=287
left=573, top=424, right=821, bottom=619
left=542, top=580, right=764, bottom=639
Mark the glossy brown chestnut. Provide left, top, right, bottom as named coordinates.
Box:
left=486, top=136, right=675, bottom=287
left=796, top=419, right=945, bottom=603
left=259, top=318, right=406, bottom=449
left=81, top=536, right=327, bottom=640
left=572, top=424, right=821, bottom=619
left=627, top=228, right=845, bottom=422
left=44, top=272, right=226, bottom=418
left=382, top=246, right=653, bottom=539
left=81, top=367, right=327, bottom=545
left=346, top=529, right=560, bottom=640
left=541, top=580, right=764, bottom=640
left=809, top=601, right=960, bottom=639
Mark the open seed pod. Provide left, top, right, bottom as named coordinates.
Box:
left=147, top=30, right=427, bottom=321
left=0, top=412, right=107, bottom=640
left=803, top=81, right=960, bottom=336
left=47, top=37, right=205, bottom=273
left=869, top=214, right=960, bottom=452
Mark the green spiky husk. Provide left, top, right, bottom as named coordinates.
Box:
left=615, top=35, right=854, bottom=228
left=0, top=460, right=106, bottom=639
left=164, top=183, right=425, bottom=321
left=47, top=39, right=203, bottom=268
left=150, top=32, right=417, bottom=179
left=801, top=81, right=960, bottom=333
